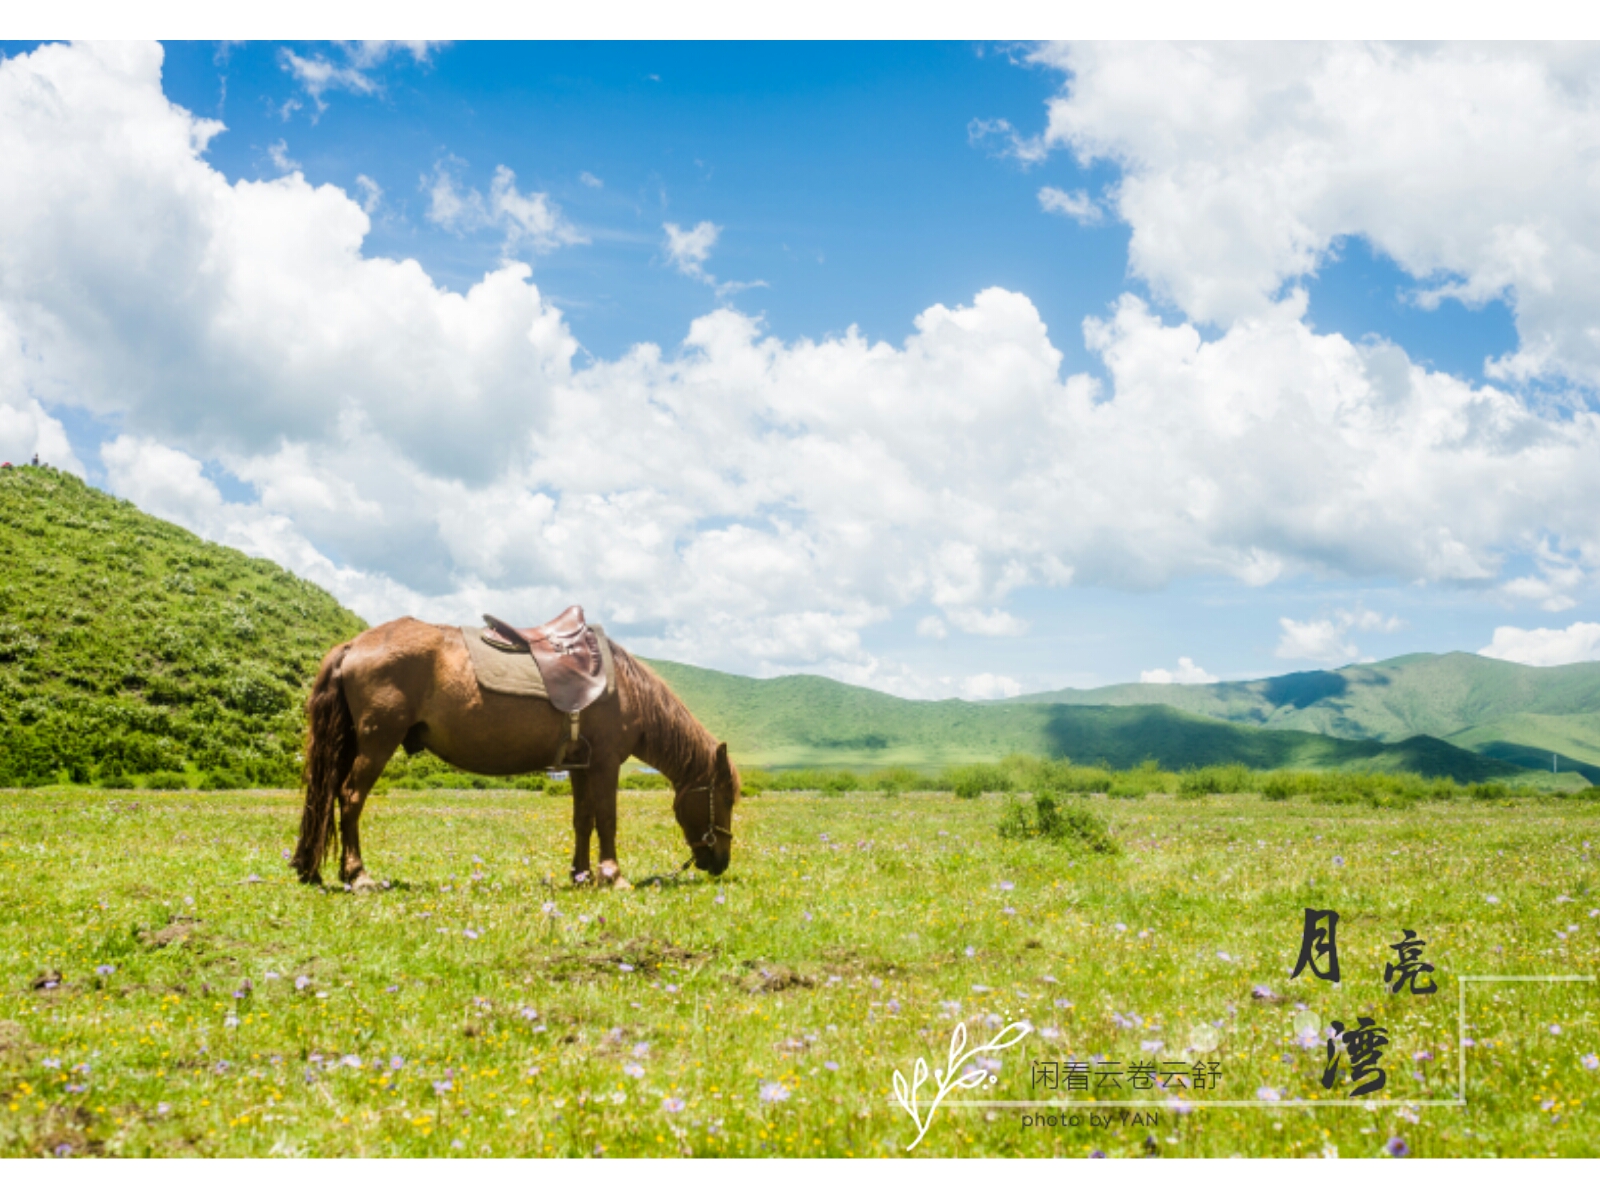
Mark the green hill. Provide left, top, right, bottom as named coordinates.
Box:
left=994, top=653, right=1600, bottom=781
left=642, top=657, right=1529, bottom=782
left=0, top=466, right=366, bottom=786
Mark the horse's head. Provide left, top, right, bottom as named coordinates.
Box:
left=676, top=742, right=739, bottom=876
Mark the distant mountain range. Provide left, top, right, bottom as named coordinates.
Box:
left=985, top=653, right=1600, bottom=783
left=643, top=654, right=1591, bottom=785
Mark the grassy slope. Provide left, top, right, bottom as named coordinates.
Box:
left=643, top=658, right=1527, bottom=782
left=995, top=652, right=1600, bottom=778
left=0, top=467, right=366, bottom=785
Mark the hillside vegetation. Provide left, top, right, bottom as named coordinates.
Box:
left=994, top=653, right=1600, bottom=782
left=0, top=467, right=365, bottom=787
left=643, top=658, right=1542, bottom=784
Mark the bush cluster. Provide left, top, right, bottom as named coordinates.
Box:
left=997, top=789, right=1120, bottom=854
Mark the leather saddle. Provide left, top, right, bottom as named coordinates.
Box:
left=481, top=605, right=607, bottom=715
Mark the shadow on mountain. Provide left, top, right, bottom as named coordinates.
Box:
left=1261, top=670, right=1349, bottom=710
left=1472, top=739, right=1600, bottom=784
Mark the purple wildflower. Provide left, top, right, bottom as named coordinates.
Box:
left=432, top=1079, right=452, bottom=1095
left=999, top=880, right=1014, bottom=892
left=53, top=1144, right=73, bottom=1158
left=974, top=1055, right=1002, bottom=1076
left=295, top=975, right=311, bottom=991
left=662, top=1096, right=686, bottom=1113
left=1385, top=1136, right=1410, bottom=1157
left=1581, top=1054, right=1598, bottom=1070
left=341, top=1055, right=362, bottom=1069
left=824, top=1061, right=839, bottom=1071
left=390, top=1056, right=405, bottom=1070
left=886, top=1000, right=901, bottom=1014
left=156, top=1102, right=170, bottom=1115
left=759, top=1082, right=790, bottom=1103
left=1088, top=1149, right=1106, bottom=1158
left=95, top=964, right=115, bottom=976
left=1256, top=1086, right=1281, bottom=1102
left=623, top=1062, right=645, bottom=1079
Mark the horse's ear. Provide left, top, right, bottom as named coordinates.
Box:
left=715, top=742, right=730, bottom=776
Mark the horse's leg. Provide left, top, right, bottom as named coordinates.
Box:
left=570, top=770, right=596, bottom=886
left=592, top=763, right=629, bottom=889
left=340, top=731, right=402, bottom=893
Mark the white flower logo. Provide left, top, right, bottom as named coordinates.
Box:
left=892, top=1019, right=1030, bottom=1150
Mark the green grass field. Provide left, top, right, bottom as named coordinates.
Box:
left=2, top=784, right=1596, bottom=1158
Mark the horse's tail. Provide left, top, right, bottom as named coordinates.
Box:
left=291, top=642, right=356, bottom=882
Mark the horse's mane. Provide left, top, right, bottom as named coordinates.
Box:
left=610, top=640, right=725, bottom=794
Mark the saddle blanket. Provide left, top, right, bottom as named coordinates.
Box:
left=458, top=624, right=617, bottom=701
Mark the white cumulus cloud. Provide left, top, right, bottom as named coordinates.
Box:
left=1479, top=621, right=1600, bottom=667
left=1276, top=607, right=1403, bottom=663
left=1038, top=185, right=1102, bottom=224
left=1140, top=657, right=1218, bottom=684
left=1024, top=42, right=1600, bottom=387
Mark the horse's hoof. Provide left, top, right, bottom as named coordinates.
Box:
left=299, top=871, right=324, bottom=887
left=598, top=861, right=628, bottom=889
left=349, top=873, right=381, bottom=894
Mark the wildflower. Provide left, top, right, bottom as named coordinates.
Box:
left=264, top=971, right=280, bottom=980
left=664, top=984, right=679, bottom=994
left=1216, top=951, right=1232, bottom=961
left=1485, top=895, right=1499, bottom=904
left=1414, top=1050, right=1433, bottom=1063
left=1332, top=856, right=1344, bottom=867
left=1256, top=1087, right=1281, bottom=1102
left=1550, top=1025, right=1562, bottom=1035
left=1054, top=998, right=1073, bottom=1009
left=886, top=1000, right=901, bottom=1015
left=432, top=1080, right=452, bottom=1096
left=801, top=911, right=813, bottom=922
left=1114, top=922, right=1127, bottom=932
left=975, top=1055, right=1002, bottom=1076
left=95, top=964, right=115, bottom=976
left=233, top=981, right=252, bottom=999
left=1088, top=1149, right=1106, bottom=1158
left=390, top=1056, right=405, bottom=1070
left=520, top=1007, right=539, bottom=1021
left=999, top=880, right=1014, bottom=892
left=53, top=1144, right=73, bottom=1158
left=156, top=1102, right=170, bottom=1115
left=983, top=1013, right=1003, bottom=1029
left=224, top=1015, right=239, bottom=1028
left=541, top=901, right=559, bottom=916
left=214, top=1061, right=230, bottom=1074
left=633, top=1042, right=651, bottom=1056
left=1001, top=906, right=1016, bottom=915
left=1384, top=1135, right=1410, bottom=1158
left=463, top=929, right=480, bottom=940
left=472, top=855, right=482, bottom=864
left=386, top=985, right=398, bottom=993
left=64, top=1084, right=86, bottom=1094
left=972, top=984, right=991, bottom=994
left=618, top=963, right=635, bottom=973
left=964, top=946, right=976, bottom=958
left=623, top=1062, right=645, bottom=1079
left=42, top=1059, right=58, bottom=1068
left=824, top=1061, right=839, bottom=1071
left=714, top=892, right=726, bottom=904
left=342, top=1055, right=362, bottom=1069
left=281, top=849, right=291, bottom=860
left=1581, top=1054, right=1598, bottom=1071
left=662, top=1096, right=686, bottom=1113
left=759, top=1082, right=790, bottom=1102
left=1167, top=1097, right=1195, bottom=1114
left=246, top=873, right=261, bottom=884
left=295, top=975, right=311, bottom=991
left=1042, top=975, right=1058, bottom=984
left=1140, top=1039, right=1164, bottom=1053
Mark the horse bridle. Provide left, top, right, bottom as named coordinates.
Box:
left=678, top=780, right=733, bottom=872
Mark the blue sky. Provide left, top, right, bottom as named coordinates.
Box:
left=2, top=40, right=1598, bottom=696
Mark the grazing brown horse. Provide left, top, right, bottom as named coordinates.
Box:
left=289, top=618, right=739, bottom=891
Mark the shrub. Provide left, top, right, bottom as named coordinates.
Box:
left=100, top=773, right=133, bottom=790
left=1469, top=781, right=1510, bottom=800
left=946, top=763, right=1014, bottom=799
left=142, top=769, right=189, bottom=791
left=199, top=768, right=249, bottom=791
left=997, top=790, right=1120, bottom=855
